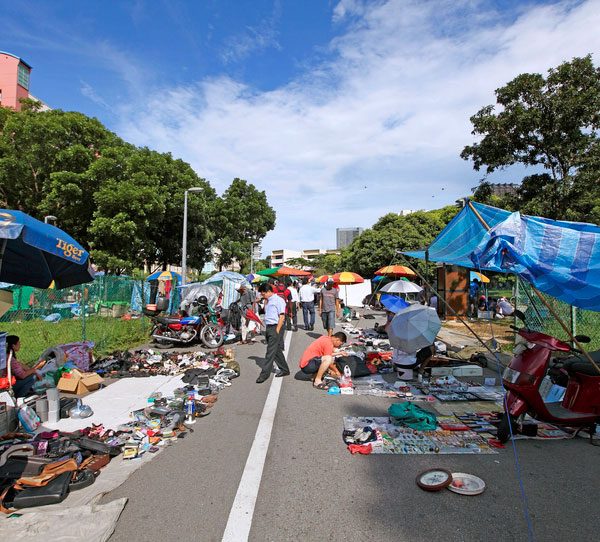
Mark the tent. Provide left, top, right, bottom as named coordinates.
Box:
left=203, top=271, right=250, bottom=310
left=404, top=200, right=600, bottom=312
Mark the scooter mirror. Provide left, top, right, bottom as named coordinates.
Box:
left=513, top=309, right=526, bottom=322
left=574, top=334, right=591, bottom=343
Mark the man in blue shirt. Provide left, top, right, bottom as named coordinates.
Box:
left=469, top=278, right=480, bottom=317
left=256, top=283, right=290, bottom=383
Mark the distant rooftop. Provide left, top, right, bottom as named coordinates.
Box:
left=0, top=51, right=32, bottom=69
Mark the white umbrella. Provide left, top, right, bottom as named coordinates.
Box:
left=387, top=304, right=441, bottom=354
left=380, top=280, right=423, bottom=294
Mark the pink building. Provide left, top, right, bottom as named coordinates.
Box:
left=0, top=51, right=32, bottom=111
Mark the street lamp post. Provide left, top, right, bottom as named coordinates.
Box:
left=182, top=187, right=203, bottom=287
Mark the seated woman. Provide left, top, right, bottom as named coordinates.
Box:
left=496, top=297, right=515, bottom=318
left=4, top=335, right=46, bottom=398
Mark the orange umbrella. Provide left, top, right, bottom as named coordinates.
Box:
left=274, top=266, right=311, bottom=276
left=316, top=274, right=334, bottom=283
left=374, top=265, right=416, bottom=277
left=332, top=271, right=364, bottom=285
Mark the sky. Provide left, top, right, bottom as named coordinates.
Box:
left=2, top=0, right=600, bottom=258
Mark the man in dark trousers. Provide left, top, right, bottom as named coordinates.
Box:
left=256, top=283, right=290, bottom=383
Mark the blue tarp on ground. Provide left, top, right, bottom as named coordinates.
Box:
left=404, top=200, right=600, bottom=312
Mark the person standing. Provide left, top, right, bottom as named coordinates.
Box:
left=287, top=280, right=300, bottom=331
left=299, top=278, right=319, bottom=330
left=256, top=283, right=290, bottom=383
left=469, top=278, right=480, bottom=318
left=236, top=284, right=256, bottom=344
left=319, top=278, right=340, bottom=337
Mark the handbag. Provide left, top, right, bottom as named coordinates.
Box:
left=335, top=355, right=372, bottom=378
left=10, top=470, right=72, bottom=509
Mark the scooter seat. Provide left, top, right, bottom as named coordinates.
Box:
left=156, top=316, right=182, bottom=325
left=562, top=359, right=600, bottom=377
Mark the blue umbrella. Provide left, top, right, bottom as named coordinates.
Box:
left=380, top=294, right=410, bottom=313
left=0, top=210, right=94, bottom=289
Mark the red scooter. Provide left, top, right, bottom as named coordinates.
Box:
left=498, top=310, right=600, bottom=444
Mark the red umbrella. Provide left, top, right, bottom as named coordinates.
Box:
left=374, top=265, right=416, bottom=278
left=316, top=274, right=334, bottom=283
left=245, top=309, right=264, bottom=327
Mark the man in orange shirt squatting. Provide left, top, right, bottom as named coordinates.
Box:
left=299, top=331, right=349, bottom=389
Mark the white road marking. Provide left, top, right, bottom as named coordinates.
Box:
left=221, top=329, right=293, bottom=542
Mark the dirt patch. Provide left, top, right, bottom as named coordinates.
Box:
left=442, top=318, right=514, bottom=345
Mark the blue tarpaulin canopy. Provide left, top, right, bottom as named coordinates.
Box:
left=403, top=201, right=600, bottom=312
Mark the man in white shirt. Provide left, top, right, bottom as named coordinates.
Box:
left=299, top=278, right=320, bottom=331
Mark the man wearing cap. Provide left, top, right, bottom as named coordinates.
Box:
left=319, top=278, right=340, bottom=337
left=256, top=283, right=290, bottom=383
left=237, top=284, right=256, bottom=344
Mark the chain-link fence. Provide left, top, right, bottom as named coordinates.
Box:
left=515, top=278, right=600, bottom=351
left=0, top=276, right=180, bottom=364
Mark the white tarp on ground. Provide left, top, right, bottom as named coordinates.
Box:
left=338, top=280, right=372, bottom=307
left=0, top=375, right=186, bottom=540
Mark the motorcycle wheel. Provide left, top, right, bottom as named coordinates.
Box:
left=201, top=323, right=225, bottom=349
left=497, top=413, right=519, bottom=443
left=153, top=329, right=174, bottom=348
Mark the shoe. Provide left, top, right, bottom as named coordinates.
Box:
left=293, top=327, right=298, bottom=332
left=275, top=371, right=290, bottom=378
left=256, top=375, right=269, bottom=384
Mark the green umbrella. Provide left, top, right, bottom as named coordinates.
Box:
left=257, top=267, right=280, bottom=276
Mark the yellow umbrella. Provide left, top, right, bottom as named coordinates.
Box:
left=470, top=271, right=490, bottom=283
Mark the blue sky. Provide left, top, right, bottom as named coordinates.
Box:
left=3, top=0, right=600, bottom=258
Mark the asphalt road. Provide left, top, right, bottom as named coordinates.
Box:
left=101, top=313, right=600, bottom=542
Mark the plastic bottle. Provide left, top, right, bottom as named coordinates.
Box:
left=185, top=394, right=196, bottom=424
left=340, top=365, right=353, bottom=388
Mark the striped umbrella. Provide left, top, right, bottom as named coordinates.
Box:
left=374, top=265, right=416, bottom=278
left=332, top=271, right=364, bottom=285
left=316, top=275, right=334, bottom=283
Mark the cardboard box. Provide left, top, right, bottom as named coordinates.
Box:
left=57, top=369, right=104, bottom=394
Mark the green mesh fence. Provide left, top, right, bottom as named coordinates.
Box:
left=515, top=278, right=600, bottom=351
left=0, top=276, right=180, bottom=365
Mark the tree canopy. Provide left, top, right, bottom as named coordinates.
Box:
left=462, top=54, right=600, bottom=222
left=340, top=207, right=458, bottom=278
left=0, top=106, right=275, bottom=274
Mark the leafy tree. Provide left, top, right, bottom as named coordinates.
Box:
left=311, top=253, right=343, bottom=276
left=463, top=55, right=600, bottom=221
left=285, top=257, right=312, bottom=269
left=341, top=207, right=458, bottom=278
left=213, top=178, right=276, bottom=270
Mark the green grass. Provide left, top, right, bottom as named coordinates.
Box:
left=1, top=316, right=149, bottom=365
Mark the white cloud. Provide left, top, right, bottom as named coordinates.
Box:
left=115, top=0, right=600, bottom=256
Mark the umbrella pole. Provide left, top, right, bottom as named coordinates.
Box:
left=396, top=252, right=498, bottom=357
left=0, top=239, right=6, bottom=277
left=466, top=200, right=599, bottom=372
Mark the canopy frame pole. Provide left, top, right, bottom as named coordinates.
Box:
left=0, top=238, right=6, bottom=277
left=396, top=252, right=498, bottom=357
left=467, top=200, right=600, bottom=373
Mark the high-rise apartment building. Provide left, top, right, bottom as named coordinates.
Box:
left=336, top=227, right=363, bottom=249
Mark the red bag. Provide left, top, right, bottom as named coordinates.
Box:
left=0, top=375, right=16, bottom=389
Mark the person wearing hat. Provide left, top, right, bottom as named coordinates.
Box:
left=319, top=278, right=340, bottom=337
left=237, top=284, right=256, bottom=344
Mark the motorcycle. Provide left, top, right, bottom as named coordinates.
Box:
left=143, top=297, right=224, bottom=349
left=498, top=309, right=600, bottom=444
